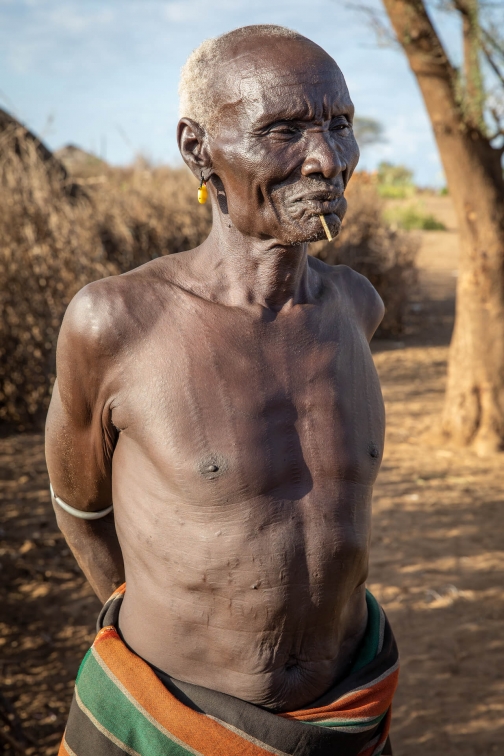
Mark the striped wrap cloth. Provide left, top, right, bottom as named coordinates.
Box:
left=60, top=585, right=398, bottom=756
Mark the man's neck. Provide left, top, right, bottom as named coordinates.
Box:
left=195, top=215, right=319, bottom=312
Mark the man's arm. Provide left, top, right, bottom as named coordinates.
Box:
left=45, top=284, right=125, bottom=603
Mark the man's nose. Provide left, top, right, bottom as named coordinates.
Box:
left=300, top=132, right=345, bottom=180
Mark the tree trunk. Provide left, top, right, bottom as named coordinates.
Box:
left=381, top=0, right=504, bottom=453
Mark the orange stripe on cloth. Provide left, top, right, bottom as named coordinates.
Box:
left=107, top=583, right=126, bottom=600
left=58, top=735, right=77, bottom=756
left=93, top=627, right=279, bottom=756
left=279, top=666, right=399, bottom=723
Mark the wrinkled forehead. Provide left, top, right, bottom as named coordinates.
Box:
left=213, top=37, right=353, bottom=128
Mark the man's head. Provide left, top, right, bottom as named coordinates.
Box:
left=177, top=25, right=359, bottom=245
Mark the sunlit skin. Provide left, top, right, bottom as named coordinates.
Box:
left=45, top=33, right=385, bottom=712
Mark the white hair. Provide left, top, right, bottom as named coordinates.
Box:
left=179, top=25, right=305, bottom=134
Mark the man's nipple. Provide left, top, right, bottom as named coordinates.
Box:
left=368, top=443, right=380, bottom=459
left=198, top=455, right=227, bottom=479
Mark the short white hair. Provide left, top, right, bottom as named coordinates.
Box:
left=179, top=25, right=304, bottom=134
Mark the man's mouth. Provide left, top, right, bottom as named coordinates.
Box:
left=293, top=191, right=343, bottom=202
left=289, top=191, right=344, bottom=218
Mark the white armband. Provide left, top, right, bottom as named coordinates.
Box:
left=50, top=483, right=113, bottom=520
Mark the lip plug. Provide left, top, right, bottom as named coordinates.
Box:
left=319, top=214, right=332, bottom=242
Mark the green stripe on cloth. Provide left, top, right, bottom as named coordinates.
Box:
left=76, top=647, right=199, bottom=756
left=75, top=647, right=92, bottom=683
left=349, top=591, right=381, bottom=675
left=75, top=688, right=143, bottom=756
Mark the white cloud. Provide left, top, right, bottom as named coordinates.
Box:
left=0, top=1, right=124, bottom=75
left=162, top=3, right=188, bottom=23
left=6, top=41, right=44, bottom=74
left=48, top=6, right=114, bottom=34
left=162, top=1, right=237, bottom=23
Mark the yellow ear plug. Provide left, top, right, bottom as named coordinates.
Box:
left=319, top=214, right=332, bottom=241
left=198, top=179, right=208, bottom=204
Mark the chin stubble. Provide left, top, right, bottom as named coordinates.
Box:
left=280, top=215, right=342, bottom=246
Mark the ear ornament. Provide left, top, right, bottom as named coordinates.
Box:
left=198, top=173, right=208, bottom=204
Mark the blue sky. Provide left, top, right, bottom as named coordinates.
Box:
left=0, top=0, right=460, bottom=186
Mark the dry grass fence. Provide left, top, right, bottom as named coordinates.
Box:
left=0, top=115, right=418, bottom=429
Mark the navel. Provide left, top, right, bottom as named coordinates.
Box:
left=285, top=655, right=299, bottom=671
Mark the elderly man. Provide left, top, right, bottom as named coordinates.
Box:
left=46, top=24, right=398, bottom=756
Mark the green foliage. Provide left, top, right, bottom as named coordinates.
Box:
left=376, top=161, right=416, bottom=198
left=353, top=117, right=385, bottom=147
left=377, top=161, right=414, bottom=186
left=384, top=204, right=447, bottom=231
left=377, top=184, right=416, bottom=199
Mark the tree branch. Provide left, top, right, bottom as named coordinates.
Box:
left=454, top=0, right=486, bottom=129
left=347, top=3, right=400, bottom=47
left=381, top=1, right=457, bottom=82
left=380, top=0, right=466, bottom=142
left=481, top=25, right=504, bottom=62
left=482, top=40, right=504, bottom=88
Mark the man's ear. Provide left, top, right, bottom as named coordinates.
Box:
left=177, top=118, right=212, bottom=178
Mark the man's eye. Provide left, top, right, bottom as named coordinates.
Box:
left=269, top=125, right=299, bottom=136
left=331, top=121, right=351, bottom=133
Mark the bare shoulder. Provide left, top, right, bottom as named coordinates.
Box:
left=60, top=258, right=170, bottom=358
left=54, top=258, right=176, bottom=413
left=310, top=257, right=384, bottom=341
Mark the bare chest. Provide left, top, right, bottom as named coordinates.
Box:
left=111, top=306, right=385, bottom=503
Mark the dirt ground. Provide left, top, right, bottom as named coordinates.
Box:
left=1, top=196, right=503, bottom=755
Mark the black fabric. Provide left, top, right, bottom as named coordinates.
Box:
left=382, top=736, right=393, bottom=755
